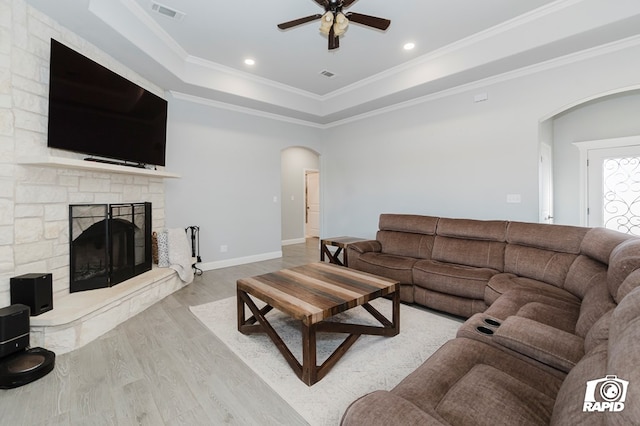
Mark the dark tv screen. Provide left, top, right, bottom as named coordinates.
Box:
left=47, top=39, right=167, bottom=166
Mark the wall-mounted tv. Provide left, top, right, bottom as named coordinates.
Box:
left=47, top=39, right=167, bottom=167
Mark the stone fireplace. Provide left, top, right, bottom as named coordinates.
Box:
left=69, top=202, right=152, bottom=292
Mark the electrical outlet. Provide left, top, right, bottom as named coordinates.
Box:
left=220, top=245, right=228, bottom=253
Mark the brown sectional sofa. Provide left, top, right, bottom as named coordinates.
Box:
left=341, top=214, right=640, bottom=425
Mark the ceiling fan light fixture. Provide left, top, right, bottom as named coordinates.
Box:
left=334, top=12, right=348, bottom=36
left=319, top=11, right=334, bottom=34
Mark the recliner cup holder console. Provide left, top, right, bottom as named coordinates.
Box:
left=483, top=318, right=501, bottom=327
left=476, top=326, right=494, bottom=335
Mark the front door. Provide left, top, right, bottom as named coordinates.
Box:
left=587, top=145, right=640, bottom=235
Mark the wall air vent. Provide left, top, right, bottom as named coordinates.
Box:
left=319, top=70, right=336, bottom=78
left=150, top=1, right=186, bottom=21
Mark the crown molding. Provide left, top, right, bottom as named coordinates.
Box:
left=185, top=55, right=323, bottom=101
left=321, top=0, right=584, bottom=101
left=325, top=34, right=640, bottom=128
left=89, top=0, right=640, bottom=127
left=169, top=91, right=325, bottom=129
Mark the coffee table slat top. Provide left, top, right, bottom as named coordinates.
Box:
left=237, top=262, right=398, bottom=326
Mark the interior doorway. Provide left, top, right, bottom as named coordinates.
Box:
left=305, top=170, right=320, bottom=237
left=280, top=147, right=320, bottom=245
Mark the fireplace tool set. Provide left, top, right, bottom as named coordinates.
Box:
left=186, top=226, right=203, bottom=276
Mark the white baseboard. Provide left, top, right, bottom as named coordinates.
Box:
left=282, top=238, right=306, bottom=246
left=198, top=251, right=283, bottom=271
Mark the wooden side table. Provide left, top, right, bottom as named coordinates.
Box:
left=320, top=236, right=367, bottom=267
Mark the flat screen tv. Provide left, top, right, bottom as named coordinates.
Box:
left=47, top=39, right=167, bottom=167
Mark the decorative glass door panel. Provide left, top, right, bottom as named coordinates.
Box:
left=588, top=145, right=640, bottom=236
left=602, top=157, right=640, bottom=235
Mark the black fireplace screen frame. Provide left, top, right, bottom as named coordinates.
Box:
left=69, top=202, right=152, bottom=293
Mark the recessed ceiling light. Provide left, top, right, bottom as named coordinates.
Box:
left=244, top=58, right=255, bottom=66
left=403, top=42, right=415, bottom=51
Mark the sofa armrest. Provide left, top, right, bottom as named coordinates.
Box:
left=341, top=390, right=447, bottom=426
left=347, top=240, right=382, bottom=254
left=493, top=316, right=584, bottom=373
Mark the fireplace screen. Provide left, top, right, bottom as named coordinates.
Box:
left=69, top=202, right=152, bottom=293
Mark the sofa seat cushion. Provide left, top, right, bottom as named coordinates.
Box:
left=485, top=273, right=580, bottom=305
left=357, top=252, right=417, bottom=284
left=414, top=287, right=487, bottom=318
left=389, top=338, right=563, bottom=426
left=413, top=260, right=499, bottom=300
left=493, top=316, right=585, bottom=373
left=484, top=288, right=580, bottom=333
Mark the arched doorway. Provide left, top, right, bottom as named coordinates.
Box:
left=539, top=87, right=640, bottom=227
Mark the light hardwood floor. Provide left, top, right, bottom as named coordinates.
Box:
left=0, top=240, right=322, bottom=425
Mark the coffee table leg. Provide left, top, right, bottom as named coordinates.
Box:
left=301, top=323, right=318, bottom=386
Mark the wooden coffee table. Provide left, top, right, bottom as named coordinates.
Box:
left=236, top=262, right=400, bottom=386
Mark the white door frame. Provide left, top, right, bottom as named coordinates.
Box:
left=574, top=135, right=640, bottom=226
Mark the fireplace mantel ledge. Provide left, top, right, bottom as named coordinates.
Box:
left=29, top=266, right=189, bottom=354
left=17, top=156, right=181, bottom=178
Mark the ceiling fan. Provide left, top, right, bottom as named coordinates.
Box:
left=277, top=0, right=391, bottom=50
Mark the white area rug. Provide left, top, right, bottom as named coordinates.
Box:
left=190, top=296, right=462, bottom=425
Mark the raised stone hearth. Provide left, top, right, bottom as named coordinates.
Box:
left=29, top=267, right=188, bottom=354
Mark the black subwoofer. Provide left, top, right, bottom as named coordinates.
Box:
left=10, top=273, right=53, bottom=316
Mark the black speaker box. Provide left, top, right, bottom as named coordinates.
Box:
left=0, top=304, right=30, bottom=358
left=11, top=273, right=53, bottom=316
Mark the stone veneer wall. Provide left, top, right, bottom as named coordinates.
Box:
left=0, top=0, right=167, bottom=306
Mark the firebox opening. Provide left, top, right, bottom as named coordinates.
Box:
left=69, top=202, right=152, bottom=293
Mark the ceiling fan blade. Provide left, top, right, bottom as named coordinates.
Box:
left=328, top=26, right=339, bottom=50
left=313, top=0, right=327, bottom=8
left=342, top=0, right=359, bottom=8
left=277, top=14, right=323, bottom=30
left=345, top=12, right=391, bottom=30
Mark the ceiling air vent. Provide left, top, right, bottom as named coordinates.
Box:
left=150, top=1, right=185, bottom=21
left=319, top=70, right=336, bottom=78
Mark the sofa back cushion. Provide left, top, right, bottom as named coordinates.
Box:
left=504, top=222, right=587, bottom=288
left=607, top=239, right=640, bottom=303
left=436, top=218, right=508, bottom=241
left=377, top=214, right=438, bottom=259
left=507, top=222, right=587, bottom=253
left=564, top=255, right=608, bottom=299
left=377, top=231, right=434, bottom=259
left=379, top=214, right=438, bottom=235
left=575, top=279, right=616, bottom=338
left=432, top=237, right=505, bottom=270
left=430, top=218, right=507, bottom=270
left=504, top=245, right=577, bottom=288
left=580, top=227, right=633, bottom=264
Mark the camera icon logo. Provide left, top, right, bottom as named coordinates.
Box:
left=583, top=375, right=628, bottom=412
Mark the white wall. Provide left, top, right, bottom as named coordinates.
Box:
left=164, top=96, right=322, bottom=269
left=321, top=42, right=640, bottom=239
left=552, top=89, right=640, bottom=225
left=281, top=147, right=319, bottom=243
